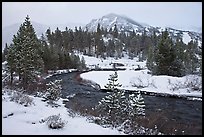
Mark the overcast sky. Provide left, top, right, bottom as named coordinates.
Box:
left=2, top=2, right=202, bottom=30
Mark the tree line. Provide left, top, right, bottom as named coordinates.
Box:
left=3, top=16, right=86, bottom=89
left=2, top=15, right=202, bottom=89
left=39, top=22, right=201, bottom=77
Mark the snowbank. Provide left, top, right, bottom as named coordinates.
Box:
left=80, top=70, right=202, bottom=98
left=2, top=89, right=125, bottom=135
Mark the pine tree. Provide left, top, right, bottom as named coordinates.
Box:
left=64, top=53, right=71, bottom=69
left=40, top=33, right=50, bottom=73
left=97, top=23, right=101, bottom=35
left=94, top=24, right=104, bottom=58
left=58, top=52, right=64, bottom=70
left=146, top=45, right=155, bottom=73
left=104, top=71, right=122, bottom=91
left=174, top=38, right=185, bottom=75
left=184, top=40, right=199, bottom=74
left=6, top=44, right=16, bottom=86
left=106, top=39, right=115, bottom=57
left=45, top=79, right=62, bottom=102
left=113, top=24, right=118, bottom=38
left=62, top=27, right=70, bottom=52
left=96, top=71, right=126, bottom=125
left=135, top=92, right=145, bottom=116
left=80, top=56, right=86, bottom=70
left=125, top=91, right=145, bottom=119
left=154, top=30, right=182, bottom=76
left=54, top=27, right=63, bottom=53
left=7, top=15, right=44, bottom=89
left=97, top=88, right=126, bottom=124
left=2, top=43, right=8, bottom=62
left=46, top=28, right=54, bottom=47
left=2, top=52, right=5, bottom=63
left=96, top=71, right=146, bottom=127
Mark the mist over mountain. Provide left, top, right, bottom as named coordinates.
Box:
left=2, top=22, right=48, bottom=50
left=2, top=22, right=84, bottom=51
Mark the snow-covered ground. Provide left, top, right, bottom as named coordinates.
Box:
left=81, top=70, right=202, bottom=98
left=2, top=53, right=202, bottom=135
left=79, top=54, right=202, bottom=99
left=182, top=32, right=192, bottom=45
left=78, top=52, right=146, bottom=70
left=2, top=60, right=125, bottom=135
left=2, top=88, right=125, bottom=135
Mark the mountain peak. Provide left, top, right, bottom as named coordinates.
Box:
left=102, top=13, right=125, bottom=20
left=85, top=13, right=147, bottom=32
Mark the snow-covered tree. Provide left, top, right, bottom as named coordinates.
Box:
left=45, top=79, right=62, bottom=102
left=7, top=15, right=44, bottom=89
left=136, top=92, right=145, bottom=116
left=125, top=91, right=145, bottom=118
left=184, top=40, right=199, bottom=74
left=154, top=29, right=184, bottom=77
left=96, top=71, right=126, bottom=125
left=6, top=44, right=16, bottom=86
left=80, top=56, right=86, bottom=70
left=113, top=24, right=118, bottom=38
left=95, top=71, right=146, bottom=128
left=104, top=71, right=122, bottom=91
left=97, top=88, right=126, bottom=118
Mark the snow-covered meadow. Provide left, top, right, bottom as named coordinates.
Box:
left=78, top=53, right=146, bottom=70
left=79, top=54, right=202, bottom=99
left=2, top=88, right=125, bottom=135
left=81, top=70, right=202, bottom=98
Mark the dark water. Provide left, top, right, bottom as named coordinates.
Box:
left=143, top=95, right=202, bottom=135
left=46, top=71, right=202, bottom=135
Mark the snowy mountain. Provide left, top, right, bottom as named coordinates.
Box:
left=84, top=13, right=148, bottom=33
left=164, top=27, right=202, bottom=46
left=84, top=13, right=202, bottom=45
left=2, top=13, right=202, bottom=51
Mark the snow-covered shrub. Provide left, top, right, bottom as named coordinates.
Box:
left=41, top=114, right=66, bottom=129
left=168, top=75, right=202, bottom=92
left=184, top=75, right=202, bottom=91
left=9, top=90, right=34, bottom=106
left=35, top=90, right=47, bottom=98
left=44, top=80, right=62, bottom=101
left=118, top=119, right=163, bottom=135
left=89, top=116, right=112, bottom=128
left=168, top=79, right=183, bottom=91
left=130, top=77, right=149, bottom=88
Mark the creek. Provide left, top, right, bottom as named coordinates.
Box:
left=46, top=71, right=202, bottom=135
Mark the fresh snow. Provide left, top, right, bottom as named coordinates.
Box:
left=78, top=53, right=146, bottom=70
left=2, top=89, right=125, bottom=135
left=2, top=51, right=202, bottom=135
left=81, top=70, right=202, bottom=98
left=2, top=61, right=125, bottom=135
left=182, top=32, right=192, bottom=44
left=45, top=69, right=77, bottom=79
left=78, top=54, right=202, bottom=99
